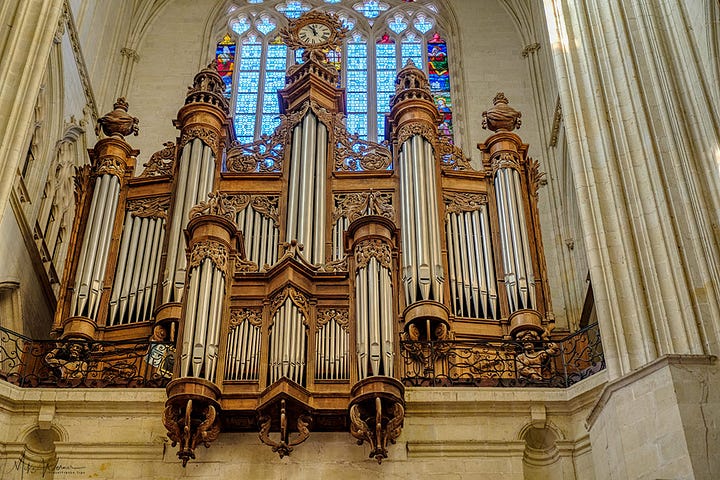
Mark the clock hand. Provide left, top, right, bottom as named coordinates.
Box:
left=309, top=25, right=317, bottom=35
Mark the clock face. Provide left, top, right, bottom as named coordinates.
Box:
left=298, top=23, right=332, bottom=45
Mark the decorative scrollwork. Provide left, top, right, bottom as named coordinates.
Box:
left=444, top=192, right=488, bottom=216
left=189, top=240, right=228, bottom=271
left=334, top=130, right=392, bottom=172
left=73, top=165, right=91, bottom=204
left=316, top=308, right=349, bottom=330
left=94, top=155, right=125, bottom=178
left=226, top=133, right=285, bottom=173
left=527, top=157, right=547, bottom=198
left=163, top=398, right=221, bottom=467
left=269, top=285, right=311, bottom=322
left=244, top=195, right=280, bottom=226
left=234, top=254, right=259, bottom=273
left=396, top=122, right=437, bottom=147
left=140, top=141, right=176, bottom=177
left=355, top=239, right=392, bottom=270
left=229, top=308, right=263, bottom=330
left=317, top=255, right=348, bottom=273
left=350, top=397, right=404, bottom=464
left=400, top=322, right=606, bottom=388
left=179, top=125, right=220, bottom=159
left=333, top=191, right=394, bottom=223
left=491, top=151, right=521, bottom=173
left=437, top=136, right=473, bottom=171
left=189, top=191, right=235, bottom=221
left=126, top=196, right=170, bottom=219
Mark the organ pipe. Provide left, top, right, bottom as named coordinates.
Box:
left=399, top=135, right=444, bottom=305
left=285, top=112, right=328, bottom=265
left=71, top=173, right=121, bottom=319
left=163, top=138, right=215, bottom=303
left=494, top=165, right=536, bottom=312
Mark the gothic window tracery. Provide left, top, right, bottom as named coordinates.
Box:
left=216, top=0, right=454, bottom=143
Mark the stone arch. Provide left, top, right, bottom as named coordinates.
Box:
left=517, top=421, right=568, bottom=480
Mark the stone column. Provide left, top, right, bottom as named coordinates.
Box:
left=0, top=0, right=65, bottom=225
left=544, top=1, right=720, bottom=477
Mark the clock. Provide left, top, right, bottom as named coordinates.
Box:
left=298, top=23, right=332, bottom=45
left=280, top=11, right=348, bottom=59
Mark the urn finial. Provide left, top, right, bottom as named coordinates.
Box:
left=95, top=97, right=139, bottom=138
left=482, top=92, right=522, bottom=132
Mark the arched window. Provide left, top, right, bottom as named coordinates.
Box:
left=216, top=0, right=455, bottom=144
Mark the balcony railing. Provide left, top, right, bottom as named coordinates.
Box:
left=0, top=326, right=174, bottom=388
left=0, top=323, right=604, bottom=389
left=400, top=322, right=605, bottom=388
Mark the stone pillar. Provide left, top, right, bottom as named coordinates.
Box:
left=0, top=0, right=65, bottom=225
left=544, top=1, right=720, bottom=477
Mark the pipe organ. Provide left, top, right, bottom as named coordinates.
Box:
left=53, top=11, right=551, bottom=467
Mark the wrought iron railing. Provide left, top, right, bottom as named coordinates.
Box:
left=0, top=326, right=174, bottom=388
left=400, top=323, right=605, bottom=388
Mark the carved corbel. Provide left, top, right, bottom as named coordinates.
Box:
left=162, top=398, right=221, bottom=467
left=349, top=396, right=404, bottom=464
left=258, top=399, right=312, bottom=458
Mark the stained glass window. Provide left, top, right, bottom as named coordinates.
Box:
left=225, top=0, right=454, bottom=144
left=346, top=35, right=368, bottom=140
left=215, top=34, right=236, bottom=98
left=375, top=34, right=396, bottom=141
left=276, top=0, right=311, bottom=19
left=428, top=32, right=452, bottom=141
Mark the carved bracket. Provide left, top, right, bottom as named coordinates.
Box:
left=349, top=396, right=404, bottom=464
left=162, top=398, right=221, bottom=467
left=258, top=399, right=312, bottom=458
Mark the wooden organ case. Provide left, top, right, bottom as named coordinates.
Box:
left=54, top=12, right=551, bottom=466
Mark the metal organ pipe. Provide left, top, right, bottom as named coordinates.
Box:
left=494, top=166, right=535, bottom=313
left=285, top=112, right=327, bottom=265
left=71, top=173, right=121, bottom=318
left=399, top=135, right=444, bottom=307
left=163, top=139, right=215, bottom=303
left=180, top=256, right=226, bottom=381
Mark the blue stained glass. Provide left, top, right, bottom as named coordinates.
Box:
left=429, top=73, right=450, bottom=92
left=235, top=94, right=258, bottom=113
left=262, top=94, right=280, bottom=112
left=295, top=49, right=304, bottom=63
left=347, top=42, right=367, bottom=57
left=388, top=15, right=408, bottom=33
left=267, top=44, right=286, bottom=57
left=413, top=14, right=434, bottom=34
left=276, top=1, right=310, bottom=19
left=324, top=0, right=341, bottom=3
left=377, top=114, right=387, bottom=140
left=235, top=115, right=255, bottom=132
left=346, top=114, right=367, bottom=137
left=256, top=16, right=276, bottom=35
left=264, top=75, right=285, bottom=90
left=346, top=71, right=367, bottom=87
left=261, top=116, right=281, bottom=136
left=232, top=18, right=251, bottom=35
left=347, top=93, right=368, bottom=111
left=237, top=73, right=260, bottom=92
left=401, top=41, right=422, bottom=66
left=242, top=43, right=262, bottom=58
left=376, top=92, right=393, bottom=112
left=376, top=56, right=397, bottom=70
left=346, top=55, right=367, bottom=70
left=265, top=57, right=286, bottom=70
left=376, top=43, right=396, bottom=56
left=353, top=0, right=389, bottom=19
left=376, top=71, right=396, bottom=86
